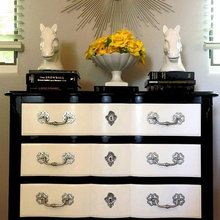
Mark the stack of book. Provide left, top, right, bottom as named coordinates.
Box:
left=145, top=71, right=195, bottom=93
left=26, top=70, right=80, bottom=91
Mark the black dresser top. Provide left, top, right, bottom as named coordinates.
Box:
left=5, top=90, right=218, bottom=97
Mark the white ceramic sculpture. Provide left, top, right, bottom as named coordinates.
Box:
left=38, top=24, right=64, bottom=70
left=160, top=25, right=186, bottom=71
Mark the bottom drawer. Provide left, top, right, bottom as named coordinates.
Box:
left=131, top=184, right=201, bottom=218
left=20, top=184, right=201, bottom=218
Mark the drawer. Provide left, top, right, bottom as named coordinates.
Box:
left=21, top=144, right=91, bottom=176
left=20, top=184, right=201, bottom=218
left=20, top=184, right=90, bottom=218
left=21, top=144, right=130, bottom=176
left=22, top=103, right=201, bottom=136
left=20, top=184, right=130, bottom=218
left=132, top=104, right=201, bottom=136
left=131, top=184, right=201, bottom=218
left=91, top=184, right=130, bottom=218
left=21, top=144, right=200, bottom=177
left=131, top=144, right=201, bottom=177
left=21, top=103, right=131, bottom=136
left=92, top=144, right=130, bottom=176
left=91, top=104, right=131, bottom=135
left=22, top=103, right=91, bottom=135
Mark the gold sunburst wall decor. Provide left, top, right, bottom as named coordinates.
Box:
left=62, top=0, right=174, bottom=38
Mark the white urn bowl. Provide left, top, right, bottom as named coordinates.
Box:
left=92, top=52, right=140, bottom=86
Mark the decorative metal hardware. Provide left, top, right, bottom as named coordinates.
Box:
left=147, top=193, right=185, bottom=209
left=37, top=111, right=75, bottom=125
left=147, top=112, right=185, bottom=126
left=147, top=152, right=184, bottom=167
left=105, top=151, right=117, bottom=167
left=36, top=192, right=74, bottom=208
left=105, top=111, right=117, bottom=126
left=104, top=192, right=117, bottom=208
left=37, top=152, right=75, bottom=166
left=62, top=0, right=174, bottom=38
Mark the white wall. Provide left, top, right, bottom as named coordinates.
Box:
left=0, top=0, right=219, bottom=219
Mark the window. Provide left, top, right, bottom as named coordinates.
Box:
left=0, top=0, right=23, bottom=66
left=204, top=0, right=220, bottom=72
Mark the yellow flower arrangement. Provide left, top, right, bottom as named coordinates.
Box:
left=85, top=29, right=146, bottom=64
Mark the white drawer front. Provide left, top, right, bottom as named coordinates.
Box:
left=20, top=184, right=201, bottom=218
left=130, top=184, right=201, bottom=218
left=21, top=144, right=200, bottom=177
left=22, top=103, right=91, bottom=135
left=20, top=184, right=129, bottom=218
left=92, top=144, right=130, bottom=176
left=21, top=103, right=131, bottom=136
left=131, top=144, right=201, bottom=177
left=91, top=184, right=130, bottom=218
left=132, top=104, right=201, bottom=136
left=91, top=104, right=131, bottom=135
left=21, top=144, right=91, bottom=176
left=22, top=103, right=201, bottom=136
left=20, top=184, right=91, bottom=218
left=21, top=144, right=130, bottom=176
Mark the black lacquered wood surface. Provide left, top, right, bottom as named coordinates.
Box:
left=6, top=90, right=217, bottom=220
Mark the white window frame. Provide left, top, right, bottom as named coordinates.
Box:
left=204, top=42, right=220, bottom=74
left=0, top=0, right=24, bottom=74
left=0, top=60, right=18, bottom=74
left=204, top=0, right=220, bottom=73
left=0, top=42, right=23, bottom=74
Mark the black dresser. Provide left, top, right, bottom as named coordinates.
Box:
left=6, top=90, right=217, bottom=220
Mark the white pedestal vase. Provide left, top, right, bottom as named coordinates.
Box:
left=92, top=52, right=140, bottom=86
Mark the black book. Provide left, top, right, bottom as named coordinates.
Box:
left=146, top=80, right=196, bottom=85
left=146, top=84, right=194, bottom=92
left=29, top=70, right=79, bottom=74
left=27, top=71, right=80, bottom=84
left=26, top=85, right=79, bottom=91
left=149, top=71, right=195, bottom=80
left=94, top=86, right=139, bottom=93
left=26, top=70, right=80, bottom=91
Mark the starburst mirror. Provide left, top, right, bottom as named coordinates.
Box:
left=62, top=0, right=174, bottom=38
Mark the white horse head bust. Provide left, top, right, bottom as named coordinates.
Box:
left=160, top=25, right=186, bottom=71
left=38, top=24, right=64, bottom=70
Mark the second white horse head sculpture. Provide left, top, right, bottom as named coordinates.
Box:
left=160, top=25, right=186, bottom=72
left=38, top=24, right=64, bottom=70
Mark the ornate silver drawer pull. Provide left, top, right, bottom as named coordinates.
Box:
left=37, top=152, right=75, bottom=166
left=104, top=192, right=117, bottom=208
left=147, top=112, right=185, bottom=126
left=37, top=111, right=75, bottom=125
left=36, top=192, right=74, bottom=208
left=105, top=111, right=117, bottom=126
left=105, top=151, right=117, bottom=166
left=147, top=152, right=184, bottom=167
left=147, top=193, right=185, bottom=209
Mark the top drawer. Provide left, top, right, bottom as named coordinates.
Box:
left=21, top=103, right=201, bottom=136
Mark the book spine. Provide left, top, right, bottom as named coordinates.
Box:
left=149, top=71, right=194, bottom=80
left=146, top=85, right=194, bottom=92
left=147, top=80, right=196, bottom=85
left=29, top=70, right=79, bottom=74
left=26, top=74, right=79, bottom=84
left=26, top=86, right=79, bottom=91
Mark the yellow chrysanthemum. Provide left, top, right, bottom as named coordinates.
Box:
left=107, top=46, right=119, bottom=54
left=85, top=29, right=146, bottom=64
left=110, top=33, right=128, bottom=48
left=116, top=29, right=134, bottom=40
left=85, top=45, right=95, bottom=59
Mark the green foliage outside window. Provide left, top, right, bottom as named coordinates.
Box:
left=0, top=51, right=14, bottom=64
left=0, top=0, right=15, bottom=64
